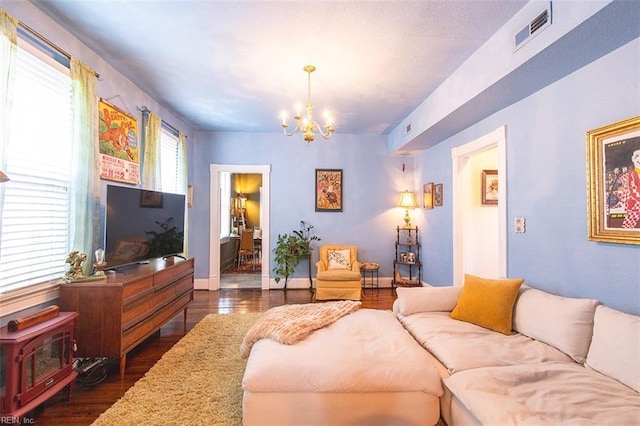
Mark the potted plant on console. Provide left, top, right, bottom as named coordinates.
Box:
left=273, top=221, right=320, bottom=289
left=145, top=217, right=184, bottom=259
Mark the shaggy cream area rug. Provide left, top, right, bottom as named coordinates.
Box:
left=92, top=313, right=261, bottom=426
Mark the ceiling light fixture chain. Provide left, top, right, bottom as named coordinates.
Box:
left=280, top=65, right=334, bottom=145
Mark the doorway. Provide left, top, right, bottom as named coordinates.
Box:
left=451, top=126, right=507, bottom=285
left=209, top=164, right=271, bottom=290
left=220, top=173, right=262, bottom=288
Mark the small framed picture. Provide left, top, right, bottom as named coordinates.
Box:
left=400, top=252, right=408, bottom=262
left=140, top=190, right=163, bottom=208
left=481, top=170, right=498, bottom=205
left=434, top=183, right=443, bottom=206
left=423, top=182, right=434, bottom=209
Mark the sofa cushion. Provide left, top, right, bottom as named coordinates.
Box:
left=243, top=309, right=443, bottom=396
left=450, top=274, right=524, bottom=335
left=395, top=286, right=462, bottom=316
left=327, top=249, right=350, bottom=270
left=513, top=286, right=600, bottom=363
left=444, top=362, right=640, bottom=425
left=586, top=305, right=640, bottom=392
left=398, top=312, right=572, bottom=374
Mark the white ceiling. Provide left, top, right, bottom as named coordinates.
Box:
left=32, top=1, right=527, bottom=136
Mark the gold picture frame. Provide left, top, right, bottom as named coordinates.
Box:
left=587, top=115, right=640, bottom=245
left=423, top=182, right=434, bottom=209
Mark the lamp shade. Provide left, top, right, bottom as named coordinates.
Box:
left=0, top=170, right=9, bottom=183
left=397, top=190, right=417, bottom=208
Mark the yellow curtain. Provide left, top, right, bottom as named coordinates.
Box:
left=142, top=111, right=162, bottom=190
left=70, top=59, right=99, bottom=275
left=178, top=132, right=189, bottom=257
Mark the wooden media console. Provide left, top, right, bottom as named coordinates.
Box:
left=59, top=257, right=194, bottom=378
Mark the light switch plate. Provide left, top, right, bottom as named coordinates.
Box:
left=514, top=217, right=526, bottom=233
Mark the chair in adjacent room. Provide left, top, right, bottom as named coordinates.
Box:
left=237, top=229, right=256, bottom=270
left=315, top=245, right=362, bottom=301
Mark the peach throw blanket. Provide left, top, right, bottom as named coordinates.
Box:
left=240, top=300, right=361, bottom=358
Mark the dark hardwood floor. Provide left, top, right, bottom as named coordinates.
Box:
left=32, top=288, right=397, bottom=425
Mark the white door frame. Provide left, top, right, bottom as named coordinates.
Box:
left=451, top=126, right=507, bottom=285
left=208, top=164, right=271, bottom=290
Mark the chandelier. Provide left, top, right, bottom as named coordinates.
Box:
left=280, top=65, right=334, bottom=144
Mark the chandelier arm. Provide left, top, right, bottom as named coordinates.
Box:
left=311, top=121, right=334, bottom=139
left=281, top=124, right=301, bottom=137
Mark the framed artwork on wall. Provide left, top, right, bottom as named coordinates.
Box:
left=423, top=182, right=434, bottom=209
left=315, top=169, right=343, bottom=212
left=98, top=98, right=140, bottom=184
left=140, top=190, right=163, bottom=208
left=434, top=183, right=443, bottom=206
left=481, top=170, right=498, bottom=205
left=587, top=115, right=640, bottom=245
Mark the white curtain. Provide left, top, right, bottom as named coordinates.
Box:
left=178, top=131, right=189, bottom=257
left=0, top=9, right=17, bottom=245
left=142, top=111, right=162, bottom=190
left=70, top=59, right=99, bottom=275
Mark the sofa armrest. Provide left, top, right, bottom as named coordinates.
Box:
left=351, top=260, right=362, bottom=273
left=396, top=286, right=462, bottom=316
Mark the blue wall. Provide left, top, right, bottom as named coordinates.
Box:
left=190, top=132, right=410, bottom=281
left=414, top=38, right=640, bottom=315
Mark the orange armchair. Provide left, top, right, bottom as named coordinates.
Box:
left=315, top=245, right=362, bottom=301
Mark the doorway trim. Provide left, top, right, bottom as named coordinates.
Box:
left=209, top=164, right=271, bottom=290
left=451, top=126, right=507, bottom=285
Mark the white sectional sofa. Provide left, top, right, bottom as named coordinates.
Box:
left=394, top=282, right=640, bottom=425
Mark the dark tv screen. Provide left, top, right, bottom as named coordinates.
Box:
left=105, top=185, right=185, bottom=269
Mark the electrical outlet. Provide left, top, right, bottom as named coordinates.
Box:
left=514, top=217, right=526, bottom=233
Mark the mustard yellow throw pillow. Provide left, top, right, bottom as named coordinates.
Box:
left=450, top=274, right=525, bottom=335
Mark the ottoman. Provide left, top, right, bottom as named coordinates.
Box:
left=242, top=309, right=443, bottom=425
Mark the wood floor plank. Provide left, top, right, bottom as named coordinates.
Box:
left=31, top=288, right=396, bottom=425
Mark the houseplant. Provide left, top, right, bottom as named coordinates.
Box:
left=145, top=217, right=184, bottom=259
left=273, top=221, right=320, bottom=287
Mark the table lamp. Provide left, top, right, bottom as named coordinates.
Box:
left=397, top=190, right=418, bottom=228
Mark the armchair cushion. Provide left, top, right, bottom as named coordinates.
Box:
left=327, top=249, right=351, bottom=270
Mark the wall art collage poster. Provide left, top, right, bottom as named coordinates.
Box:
left=98, top=99, right=140, bottom=184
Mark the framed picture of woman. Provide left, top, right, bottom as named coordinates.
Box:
left=587, top=115, right=640, bottom=245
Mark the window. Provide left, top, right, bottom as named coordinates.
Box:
left=220, top=172, right=231, bottom=239
left=159, top=127, right=183, bottom=194
left=0, top=41, right=73, bottom=294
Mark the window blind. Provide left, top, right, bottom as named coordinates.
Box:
left=160, top=129, right=180, bottom=194
left=0, top=43, right=72, bottom=294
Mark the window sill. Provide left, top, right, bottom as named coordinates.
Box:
left=0, top=280, right=62, bottom=318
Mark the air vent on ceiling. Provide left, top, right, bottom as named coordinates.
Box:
left=514, top=3, right=552, bottom=52
left=405, top=123, right=412, bottom=135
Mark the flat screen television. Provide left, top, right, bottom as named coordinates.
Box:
left=105, top=185, right=185, bottom=270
